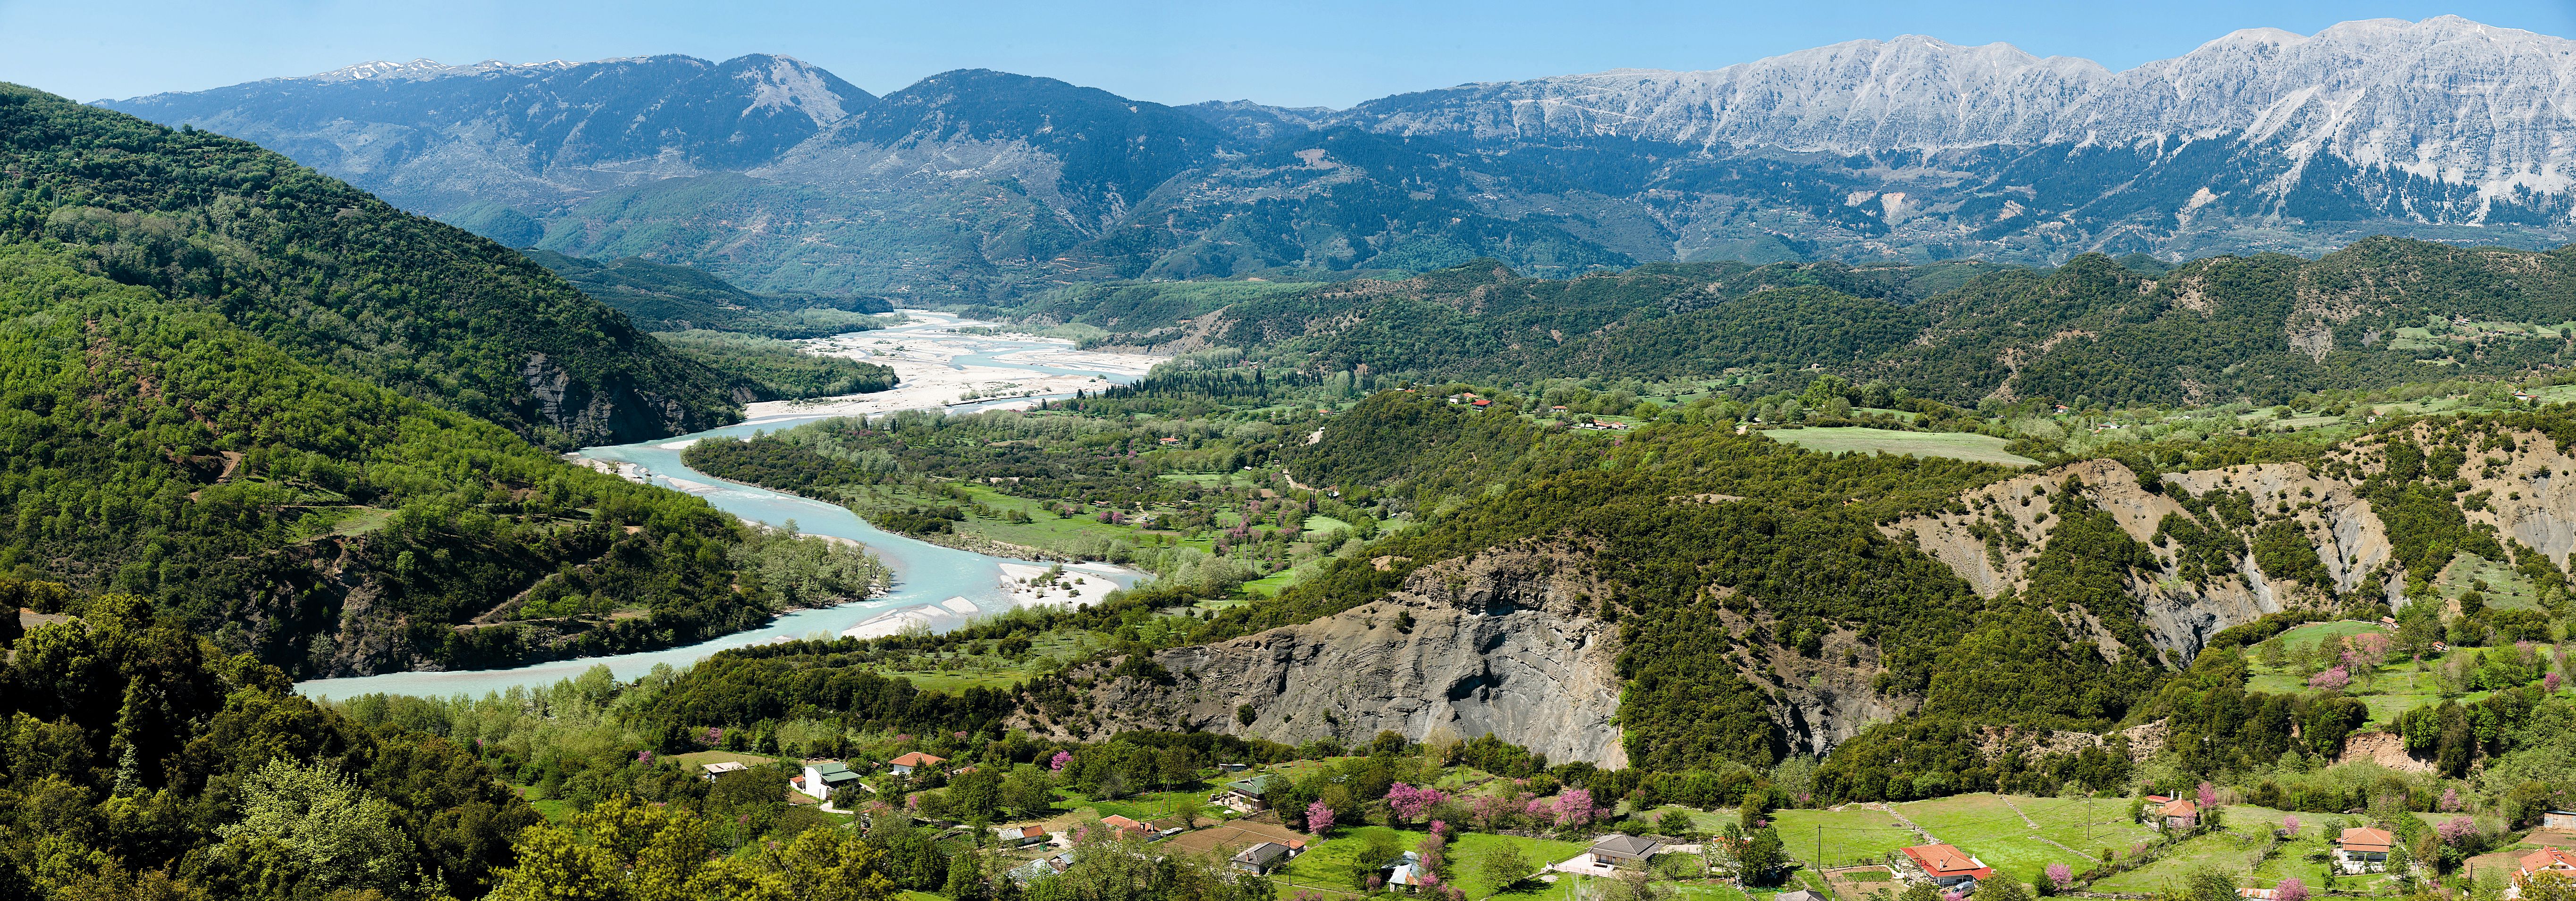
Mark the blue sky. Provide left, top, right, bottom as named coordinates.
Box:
left=4, top=0, right=2575, bottom=108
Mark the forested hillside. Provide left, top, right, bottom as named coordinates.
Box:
left=0, top=83, right=894, bottom=677
left=0, top=590, right=539, bottom=898
left=0, top=83, right=743, bottom=449
left=1030, top=240, right=2576, bottom=408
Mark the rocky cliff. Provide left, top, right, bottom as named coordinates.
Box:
left=1030, top=544, right=1630, bottom=767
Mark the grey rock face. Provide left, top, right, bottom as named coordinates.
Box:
left=1051, top=546, right=1630, bottom=767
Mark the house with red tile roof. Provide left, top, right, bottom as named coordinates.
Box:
left=2336, top=827, right=2395, bottom=873
left=1901, top=844, right=1993, bottom=888
left=2520, top=847, right=2576, bottom=886
left=887, top=751, right=946, bottom=775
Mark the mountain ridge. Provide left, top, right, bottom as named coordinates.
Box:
left=99, top=15, right=2576, bottom=298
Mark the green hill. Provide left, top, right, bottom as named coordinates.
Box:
left=0, top=83, right=742, bottom=449
left=0, top=84, right=889, bottom=677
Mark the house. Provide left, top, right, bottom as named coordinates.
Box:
left=800, top=761, right=860, bottom=800
left=1383, top=850, right=1429, bottom=889
left=1100, top=815, right=1153, bottom=840
left=2520, top=848, right=2576, bottom=885
left=699, top=761, right=748, bottom=781
left=994, top=825, right=1049, bottom=848
left=1471, top=398, right=1492, bottom=410
left=1233, top=842, right=1295, bottom=875
left=1591, top=835, right=1664, bottom=868
left=2159, top=798, right=2201, bottom=830
left=887, top=751, right=946, bottom=775
left=1010, top=850, right=1079, bottom=884
left=2544, top=810, right=2576, bottom=831
left=1214, top=776, right=1279, bottom=813
left=2144, top=794, right=2172, bottom=805
left=2336, top=827, right=2395, bottom=873
left=1901, top=844, right=1995, bottom=889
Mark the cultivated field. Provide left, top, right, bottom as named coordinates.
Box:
left=1761, top=427, right=2039, bottom=467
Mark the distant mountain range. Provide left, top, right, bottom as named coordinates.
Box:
left=104, top=16, right=2576, bottom=300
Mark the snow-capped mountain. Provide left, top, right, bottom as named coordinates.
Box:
left=1349, top=16, right=2576, bottom=201
left=92, top=17, right=2576, bottom=299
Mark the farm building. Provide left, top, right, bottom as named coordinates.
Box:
left=698, top=761, right=747, bottom=781
left=2545, top=810, right=2576, bottom=831
left=994, top=825, right=1048, bottom=847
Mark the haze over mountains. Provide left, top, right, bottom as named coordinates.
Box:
left=103, top=15, right=2576, bottom=301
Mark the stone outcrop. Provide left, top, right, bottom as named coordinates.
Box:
left=1039, top=544, right=1630, bottom=767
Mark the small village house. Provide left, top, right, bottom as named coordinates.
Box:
left=1382, top=850, right=1429, bottom=890
left=2336, top=827, right=2395, bottom=873
left=1901, top=844, right=1994, bottom=889
left=887, top=751, right=945, bottom=775
left=1589, top=835, right=1664, bottom=869
left=698, top=761, right=747, bottom=781
left=800, top=761, right=860, bottom=800
left=1099, top=815, right=1153, bottom=840
left=1213, top=776, right=1278, bottom=813
left=2545, top=810, right=2576, bottom=832
left=2519, top=847, right=2576, bottom=886
left=1232, top=842, right=1295, bottom=876
left=2159, top=798, right=2200, bottom=830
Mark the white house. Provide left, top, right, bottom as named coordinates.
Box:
left=800, top=761, right=860, bottom=800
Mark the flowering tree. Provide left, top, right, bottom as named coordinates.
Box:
left=2437, top=817, right=2481, bottom=847
left=2550, top=672, right=2564, bottom=692
left=2197, top=782, right=2218, bottom=810
left=2308, top=667, right=2349, bottom=691
left=2439, top=787, right=2462, bottom=812
left=636, top=750, right=654, bottom=766
left=1387, top=783, right=1450, bottom=823
left=1555, top=788, right=1596, bottom=828
left=1418, top=827, right=1448, bottom=880
left=1306, top=801, right=1336, bottom=835
left=1050, top=751, right=1072, bottom=772
left=2046, top=864, right=2073, bottom=890
left=2275, top=878, right=2308, bottom=901
left=2281, top=815, right=2300, bottom=835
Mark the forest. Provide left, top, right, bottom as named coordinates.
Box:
left=0, top=85, right=899, bottom=678
left=1003, top=240, right=2576, bottom=411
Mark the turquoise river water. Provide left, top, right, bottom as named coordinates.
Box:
left=295, top=315, right=1141, bottom=701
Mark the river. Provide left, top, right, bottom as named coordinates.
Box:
left=295, top=312, right=1155, bottom=701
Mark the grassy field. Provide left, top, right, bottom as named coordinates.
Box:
left=1894, top=794, right=2145, bottom=884
left=2241, top=621, right=2505, bottom=724
left=1770, top=806, right=1918, bottom=866
left=1761, top=427, right=2038, bottom=467
left=1273, top=826, right=1590, bottom=900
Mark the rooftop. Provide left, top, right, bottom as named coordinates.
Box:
left=2338, top=827, right=2395, bottom=852
left=1902, top=844, right=1993, bottom=878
